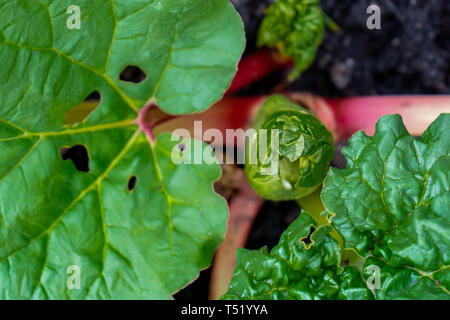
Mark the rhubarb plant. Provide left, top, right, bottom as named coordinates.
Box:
left=257, top=0, right=326, bottom=80
left=0, top=0, right=244, bottom=299
left=224, top=114, right=450, bottom=300
left=245, top=95, right=334, bottom=201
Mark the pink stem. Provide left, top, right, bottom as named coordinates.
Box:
left=226, top=49, right=292, bottom=95
left=327, top=95, right=450, bottom=139
left=289, top=93, right=450, bottom=140
left=154, top=94, right=450, bottom=144
left=209, top=180, right=265, bottom=300
left=153, top=96, right=266, bottom=147
left=138, top=103, right=156, bottom=141
left=138, top=102, right=177, bottom=142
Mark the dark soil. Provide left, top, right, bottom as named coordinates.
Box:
left=233, top=0, right=450, bottom=96
left=176, top=0, right=448, bottom=299
left=174, top=268, right=212, bottom=300
left=245, top=201, right=300, bottom=250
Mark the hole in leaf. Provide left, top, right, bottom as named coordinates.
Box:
left=119, top=65, right=147, bottom=83
left=127, top=175, right=137, bottom=191
left=85, top=91, right=101, bottom=100
left=178, top=143, right=186, bottom=152
left=63, top=91, right=101, bottom=126
left=301, top=226, right=315, bottom=245
left=60, top=145, right=90, bottom=172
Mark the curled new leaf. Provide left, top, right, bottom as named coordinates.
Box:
left=245, top=95, right=334, bottom=201
left=257, top=0, right=325, bottom=80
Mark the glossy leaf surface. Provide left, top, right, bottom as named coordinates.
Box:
left=223, top=213, right=372, bottom=300
left=322, top=114, right=450, bottom=299
left=245, top=95, right=334, bottom=201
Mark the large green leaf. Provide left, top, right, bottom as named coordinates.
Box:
left=322, top=114, right=450, bottom=299
left=222, top=212, right=372, bottom=300
left=0, top=0, right=244, bottom=299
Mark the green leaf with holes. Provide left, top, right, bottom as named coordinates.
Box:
left=322, top=114, right=450, bottom=299
left=0, top=0, right=244, bottom=299
left=222, top=212, right=373, bottom=300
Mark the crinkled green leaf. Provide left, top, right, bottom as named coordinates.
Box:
left=322, top=114, right=450, bottom=299
left=222, top=212, right=372, bottom=300
left=257, top=0, right=325, bottom=80
left=227, top=114, right=449, bottom=300
left=362, top=257, right=449, bottom=300
left=0, top=0, right=244, bottom=299
left=245, top=95, right=334, bottom=201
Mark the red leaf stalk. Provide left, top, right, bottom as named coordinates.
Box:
left=226, top=49, right=292, bottom=95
